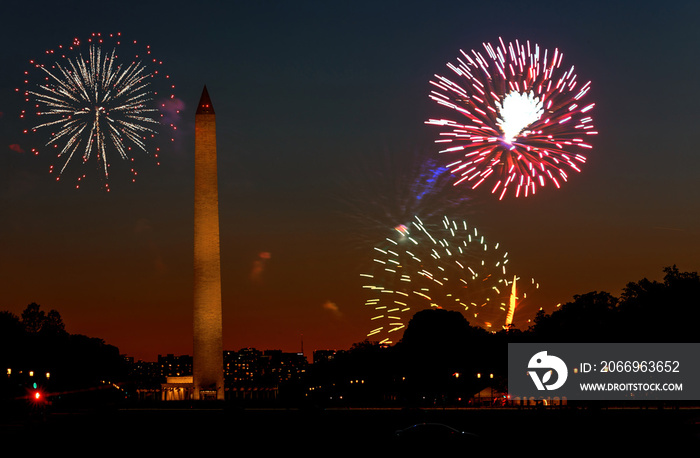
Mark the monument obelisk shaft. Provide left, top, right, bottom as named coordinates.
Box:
left=193, top=86, right=224, bottom=400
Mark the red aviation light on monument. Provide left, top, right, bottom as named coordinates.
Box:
left=196, top=85, right=215, bottom=115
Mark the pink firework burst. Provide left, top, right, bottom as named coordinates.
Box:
left=426, top=38, right=597, bottom=199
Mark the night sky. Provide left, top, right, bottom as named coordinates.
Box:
left=1, top=1, right=698, bottom=361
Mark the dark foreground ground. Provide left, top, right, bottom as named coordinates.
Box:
left=2, top=403, right=698, bottom=454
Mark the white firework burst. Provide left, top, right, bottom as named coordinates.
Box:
left=22, top=34, right=175, bottom=188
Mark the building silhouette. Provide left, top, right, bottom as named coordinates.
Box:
left=157, top=349, right=308, bottom=402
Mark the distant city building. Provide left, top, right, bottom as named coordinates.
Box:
left=155, top=348, right=308, bottom=401
left=126, top=354, right=193, bottom=384
left=224, top=348, right=263, bottom=383
left=127, top=358, right=162, bottom=387
left=262, top=350, right=308, bottom=383
left=224, top=349, right=308, bottom=385
left=312, top=349, right=344, bottom=364
left=158, top=354, right=193, bottom=378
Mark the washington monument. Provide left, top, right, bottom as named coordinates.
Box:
left=193, top=86, right=224, bottom=400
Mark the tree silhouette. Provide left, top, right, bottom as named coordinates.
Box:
left=20, top=302, right=66, bottom=335
left=43, top=309, right=66, bottom=336
left=528, top=266, right=700, bottom=343
left=21, top=302, right=45, bottom=333
left=3, top=303, right=126, bottom=399
left=529, top=291, right=619, bottom=342
left=617, top=265, right=700, bottom=342
left=393, top=309, right=495, bottom=401
left=400, top=309, right=473, bottom=349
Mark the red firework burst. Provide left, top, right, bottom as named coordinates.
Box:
left=426, top=38, right=597, bottom=199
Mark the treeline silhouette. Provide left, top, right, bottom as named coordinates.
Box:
left=0, top=302, right=126, bottom=401
left=528, top=265, right=699, bottom=342
left=1, top=266, right=697, bottom=406
left=303, top=265, right=700, bottom=405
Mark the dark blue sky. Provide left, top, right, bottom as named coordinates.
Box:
left=0, top=1, right=698, bottom=360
